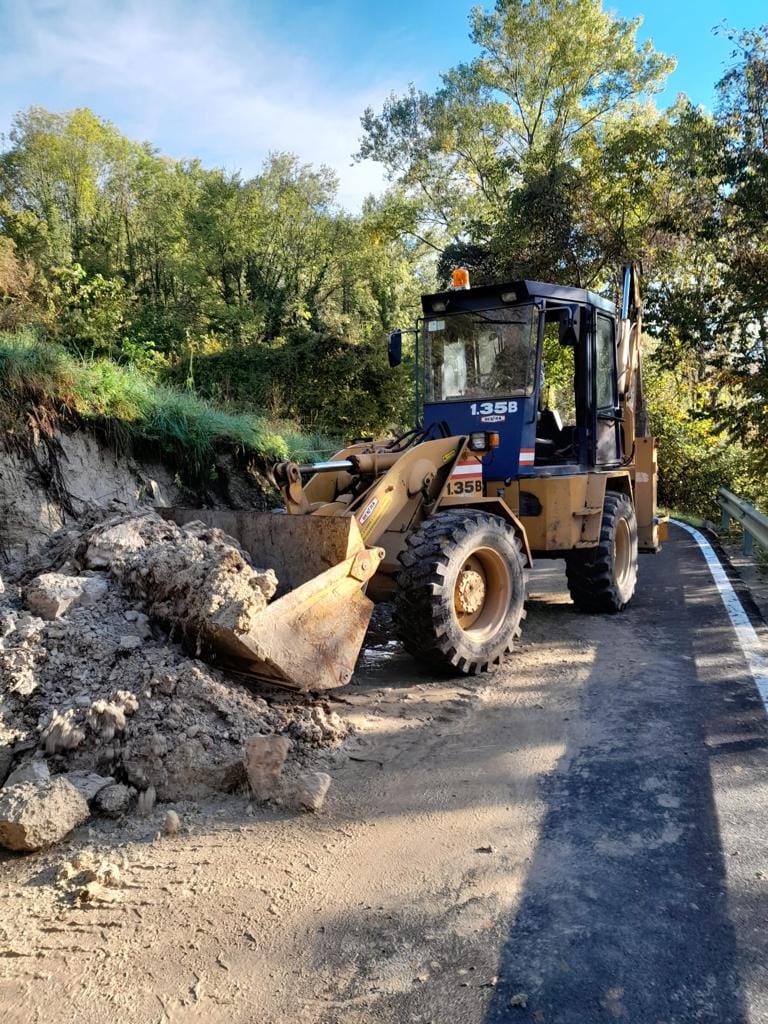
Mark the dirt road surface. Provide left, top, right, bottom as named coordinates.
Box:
left=2, top=524, right=767, bottom=1023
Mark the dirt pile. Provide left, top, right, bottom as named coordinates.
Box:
left=0, top=512, right=347, bottom=829
left=80, top=512, right=279, bottom=648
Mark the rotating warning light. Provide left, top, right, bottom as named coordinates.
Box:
left=451, top=267, right=470, bottom=290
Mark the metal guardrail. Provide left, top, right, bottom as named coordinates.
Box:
left=719, top=488, right=768, bottom=556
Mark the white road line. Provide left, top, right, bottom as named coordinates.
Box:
left=673, top=520, right=768, bottom=707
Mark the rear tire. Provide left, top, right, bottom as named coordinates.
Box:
left=565, top=492, right=638, bottom=612
left=393, top=511, right=526, bottom=675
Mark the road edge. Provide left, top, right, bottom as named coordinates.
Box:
left=671, top=519, right=768, bottom=708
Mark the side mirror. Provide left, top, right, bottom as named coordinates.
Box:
left=559, top=307, right=579, bottom=347
left=388, top=329, right=403, bottom=367
left=560, top=323, right=578, bottom=347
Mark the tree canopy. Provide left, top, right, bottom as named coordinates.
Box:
left=0, top=2, right=766, bottom=513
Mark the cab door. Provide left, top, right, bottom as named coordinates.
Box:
left=592, top=312, right=622, bottom=466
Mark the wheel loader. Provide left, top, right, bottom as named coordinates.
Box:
left=166, top=264, right=667, bottom=691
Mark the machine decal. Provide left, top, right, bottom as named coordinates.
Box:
left=480, top=414, right=505, bottom=423
left=519, top=448, right=535, bottom=467
left=470, top=401, right=518, bottom=416
left=447, top=460, right=483, bottom=497
left=358, top=491, right=394, bottom=540
left=358, top=497, right=379, bottom=526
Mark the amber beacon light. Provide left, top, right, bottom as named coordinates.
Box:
left=451, top=267, right=470, bottom=290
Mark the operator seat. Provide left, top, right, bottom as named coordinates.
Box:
left=535, top=408, right=576, bottom=463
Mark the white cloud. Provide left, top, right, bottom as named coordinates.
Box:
left=0, top=0, right=394, bottom=209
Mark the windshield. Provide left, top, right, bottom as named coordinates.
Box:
left=424, top=305, right=539, bottom=402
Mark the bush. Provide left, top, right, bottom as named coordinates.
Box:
left=645, top=363, right=755, bottom=521
left=185, top=327, right=414, bottom=438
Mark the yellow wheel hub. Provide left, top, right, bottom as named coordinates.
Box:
left=452, top=548, right=512, bottom=640
left=456, top=569, right=486, bottom=615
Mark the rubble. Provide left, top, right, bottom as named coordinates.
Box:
left=24, top=573, right=108, bottom=621
left=81, top=513, right=279, bottom=649
left=164, top=809, right=181, bottom=835
left=94, top=783, right=134, bottom=817
left=244, top=735, right=291, bottom=801
left=291, top=771, right=332, bottom=812
left=0, top=509, right=348, bottom=847
left=0, top=776, right=90, bottom=851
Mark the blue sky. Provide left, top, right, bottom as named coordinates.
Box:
left=0, top=0, right=764, bottom=209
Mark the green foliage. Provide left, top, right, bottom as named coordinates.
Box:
left=1, top=9, right=767, bottom=516
left=644, top=357, right=755, bottom=521
left=0, top=108, right=423, bottom=442
left=0, top=330, right=330, bottom=485
left=358, top=0, right=675, bottom=288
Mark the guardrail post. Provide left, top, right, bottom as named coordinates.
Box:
left=721, top=508, right=731, bottom=531
left=743, top=528, right=753, bottom=557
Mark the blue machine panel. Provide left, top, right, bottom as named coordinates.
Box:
left=423, top=397, right=538, bottom=480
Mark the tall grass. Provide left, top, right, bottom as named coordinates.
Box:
left=0, top=330, right=338, bottom=484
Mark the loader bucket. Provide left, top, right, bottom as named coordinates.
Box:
left=161, top=509, right=384, bottom=692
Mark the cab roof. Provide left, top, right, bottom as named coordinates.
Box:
left=421, top=279, right=616, bottom=317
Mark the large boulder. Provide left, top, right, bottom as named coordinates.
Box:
left=0, top=777, right=90, bottom=852
left=244, top=735, right=290, bottom=801
left=24, top=573, right=108, bottom=621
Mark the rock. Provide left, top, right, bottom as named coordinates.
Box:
left=119, top=635, right=142, bottom=651
left=40, top=710, right=86, bottom=754
left=24, top=573, right=108, bottom=621
left=4, top=759, right=50, bottom=787
left=85, top=519, right=148, bottom=568
left=509, top=992, right=528, bottom=1009
left=0, top=746, right=12, bottom=786
left=164, top=809, right=181, bottom=835
left=97, top=862, right=122, bottom=887
left=64, top=770, right=113, bottom=801
left=71, top=848, right=95, bottom=870
left=0, top=777, right=90, bottom=852
left=244, top=735, right=291, bottom=801
left=291, top=771, right=331, bottom=812
left=94, top=783, right=134, bottom=818
left=137, top=784, right=156, bottom=816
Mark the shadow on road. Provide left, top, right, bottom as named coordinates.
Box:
left=484, top=528, right=767, bottom=1023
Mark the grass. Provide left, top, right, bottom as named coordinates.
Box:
left=0, top=330, right=339, bottom=486
left=664, top=509, right=706, bottom=529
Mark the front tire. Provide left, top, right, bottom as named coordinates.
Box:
left=393, top=511, right=526, bottom=675
left=565, top=492, right=638, bottom=612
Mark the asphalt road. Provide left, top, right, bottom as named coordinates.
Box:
left=484, top=524, right=768, bottom=1024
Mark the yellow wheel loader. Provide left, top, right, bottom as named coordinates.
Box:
left=167, top=265, right=666, bottom=691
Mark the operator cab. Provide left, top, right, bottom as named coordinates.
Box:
left=416, top=274, right=622, bottom=480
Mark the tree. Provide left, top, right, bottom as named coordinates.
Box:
left=358, top=0, right=675, bottom=287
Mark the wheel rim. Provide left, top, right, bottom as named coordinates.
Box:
left=614, top=517, right=633, bottom=590
left=453, top=547, right=512, bottom=642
